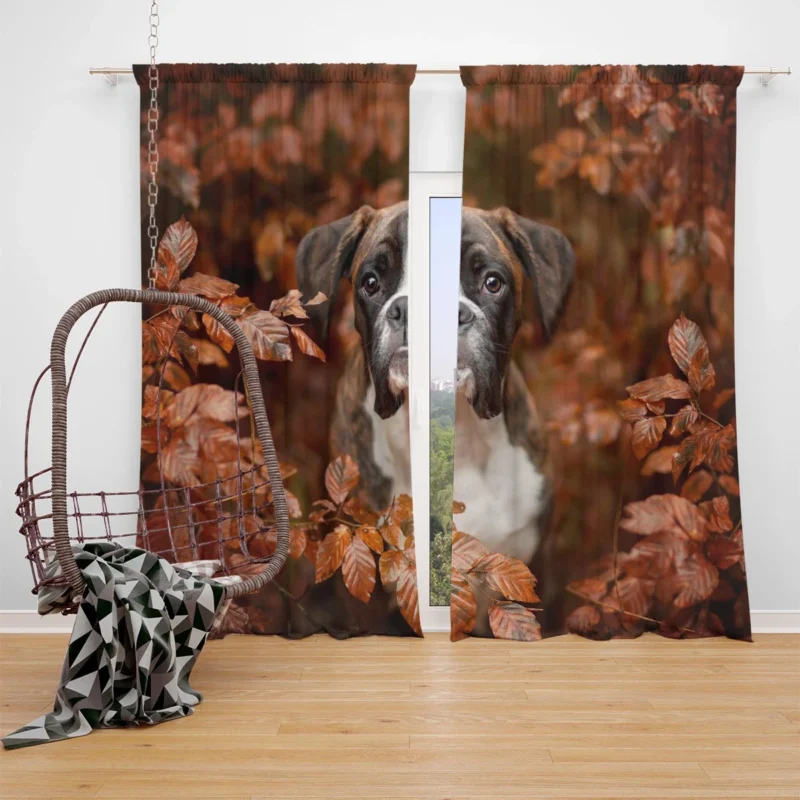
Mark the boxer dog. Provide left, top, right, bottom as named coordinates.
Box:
left=296, top=202, right=573, bottom=565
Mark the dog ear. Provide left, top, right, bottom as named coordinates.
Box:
left=296, top=206, right=376, bottom=340
left=494, top=208, right=574, bottom=340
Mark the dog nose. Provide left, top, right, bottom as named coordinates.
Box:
left=386, top=296, right=407, bottom=329
left=458, top=302, right=475, bottom=329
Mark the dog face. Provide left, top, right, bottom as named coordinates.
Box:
left=458, top=208, right=574, bottom=419
left=296, top=202, right=408, bottom=419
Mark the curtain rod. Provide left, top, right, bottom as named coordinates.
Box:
left=89, top=65, right=791, bottom=86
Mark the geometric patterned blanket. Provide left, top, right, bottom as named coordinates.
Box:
left=2, top=542, right=233, bottom=750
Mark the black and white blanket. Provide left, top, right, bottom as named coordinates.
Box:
left=2, top=542, right=237, bottom=750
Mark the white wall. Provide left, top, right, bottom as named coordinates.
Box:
left=1, top=0, right=798, bottom=620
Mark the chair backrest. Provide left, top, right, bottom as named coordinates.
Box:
left=48, top=288, right=289, bottom=602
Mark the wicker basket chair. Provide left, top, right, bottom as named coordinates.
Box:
left=16, top=288, right=290, bottom=609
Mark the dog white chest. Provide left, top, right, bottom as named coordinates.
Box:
left=453, top=401, right=544, bottom=564
left=364, top=385, right=412, bottom=500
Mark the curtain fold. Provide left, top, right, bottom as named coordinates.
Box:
left=135, top=63, right=420, bottom=639
left=452, top=64, right=750, bottom=643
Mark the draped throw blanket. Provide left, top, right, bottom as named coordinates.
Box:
left=134, top=64, right=420, bottom=639
left=452, top=65, right=751, bottom=642
left=2, top=543, right=228, bottom=750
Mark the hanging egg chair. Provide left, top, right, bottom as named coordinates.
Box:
left=16, top=288, right=290, bottom=610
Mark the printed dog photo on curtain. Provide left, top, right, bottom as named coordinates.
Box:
left=134, top=64, right=421, bottom=638
left=451, top=65, right=750, bottom=642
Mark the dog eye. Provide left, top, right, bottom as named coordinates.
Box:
left=362, top=274, right=380, bottom=297
left=483, top=274, right=503, bottom=294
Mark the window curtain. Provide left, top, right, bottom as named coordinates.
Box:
left=135, top=63, right=421, bottom=639
left=452, top=65, right=750, bottom=642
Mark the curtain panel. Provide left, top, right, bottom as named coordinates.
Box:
left=135, top=63, right=421, bottom=639
left=452, top=64, right=750, bottom=642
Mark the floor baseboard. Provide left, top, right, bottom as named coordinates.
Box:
left=1, top=609, right=797, bottom=634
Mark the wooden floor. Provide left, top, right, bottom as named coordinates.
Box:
left=0, top=633, right=798, bottom=799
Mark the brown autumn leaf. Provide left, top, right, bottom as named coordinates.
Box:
left=178, top=273, right=239, bottom=300
left=626, top=374, right=691, bottom=403
left=488, top=602, right=542, bottom=642
left=604, top=576, right=655, bottom=618
left=688, top=348, right=715, bottom=395
left=289, top=528, right=308, bottom=560
left=343, top=496, right=379, bottom=526
left=660, top=552, right=719, bottom=608
left=719, top=474, right=740, bottom=496
left=381, top=523, right=406, bottom=550
left=239, top=309, right=292, bottom=361
left=451, top=529, right=489, bottom=572
left=669, top=404, right=699, bottom=436
left=342, top=535, right=377, bottom=603
left=378, top=549, right=405, bottom=585
left=378, top=547, right=420, bottom=634
left=159, top=428, right=203, bottom=486
left=631, top=416, right=667, bottom=459
left=355, top=526, right=384, bottom=554
left=166, top=383, right=248, bottom=426
left=583, top=407, right=621, bottom=445
left=284, top=489, right=303, bottom=519
left=668, top=314, right=715, bottom=392
left=198, top=423, right=241, bottom=465
left=253, top=219, right=284, bottom=283
left=290, top=326, right=326, bottom=361
left=530, top=128, right=587, bottom=188
left=450, top=570, right=477, bottom=641
left=160, top=360, right=192, bottom=391
left=706, top=424, right=736, bottom=474
left=269, top=289, right=308, bottom=318
left=567, top=577, right=609, bottom=601
left=470, top=552, right=540, bottom=603
left=142, top=321, right=163, bottom=364
left=699, top=495, right=733, bottom=533
left=315, top=525, right=352, bottom=583
left=707, top=533, right=744, bottom=570
left=672, top=423, right=718, bottom=482
left=192, top=338, right=230, bottom=368
left=324, top=454, right=360, bottom=505
left=625, top=532, right=690, bottom=579
left=158, top=216, right=198, bottom=274
left=144, top=316, right=197, bottom=369
left=680, top=469, right=714, bottom=502
left=393, top=551, right=421, bottom=636
left=199, top=295, right=252, bottom=353
left=620, top=494, right=708, bottom=541
left=141, top=422, right=167, bottom=454
left=202, top=313, right=234, bottom=353
left=566, top=604, right=601, bottom=634
left=142, top=384, right=174, bottom=421
left=154, top=249, right=180, bottom=291
left=388, top=494, right=414, bottom=527
left=578, top=153, right=612, bottom=195
left=641, top=445, right=679, bottom=476
left=304, top=291, right=327, bottom=306
left=218, top=294, right=252, bottom=318
left=617, top=397, right=647, bottom=422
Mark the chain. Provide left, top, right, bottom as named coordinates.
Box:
left=146, top=2, right=160, bottom=289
